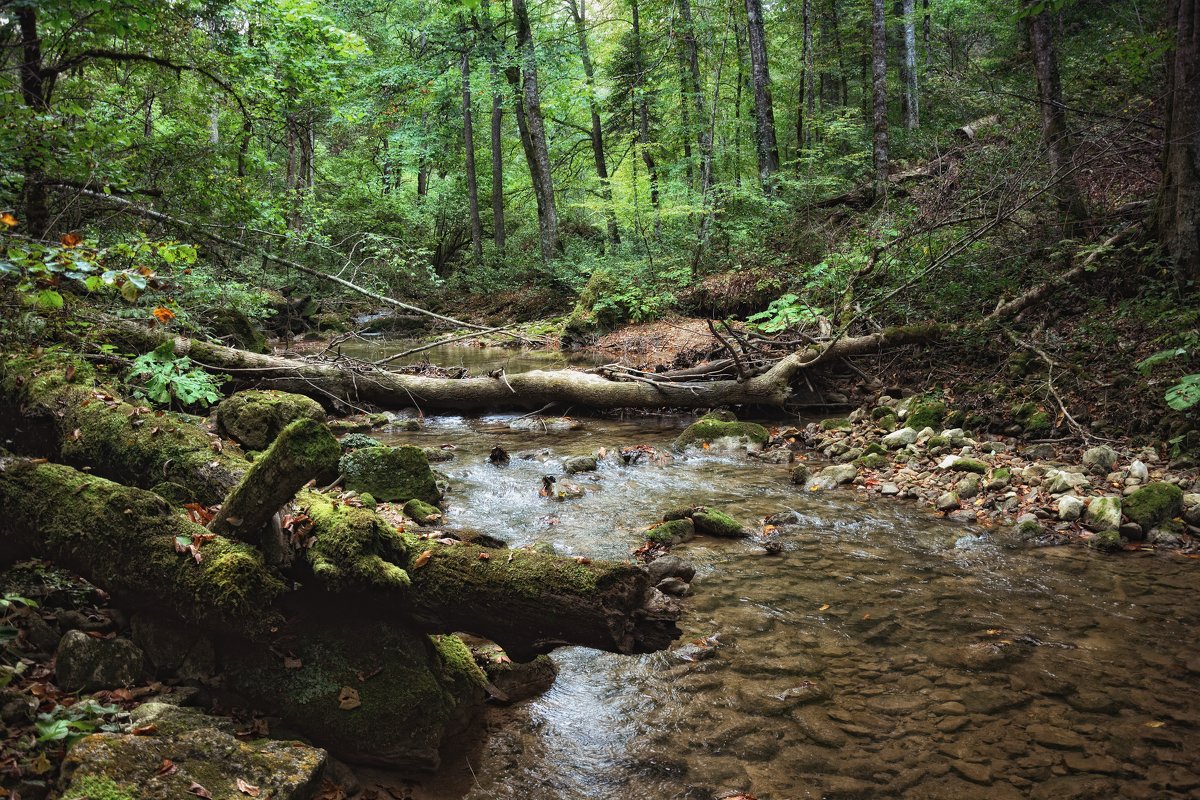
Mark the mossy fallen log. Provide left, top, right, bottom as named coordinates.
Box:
left=298, top=491, right=681, bottom=661
left=0, top=457, right=283, bottom=637
left=208, top=419, right=340, bottom=544
left=0, top=352, right=247, bottom=504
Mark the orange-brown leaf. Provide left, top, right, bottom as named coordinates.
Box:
left=60, top=232, right=83, bottom=248
left=152, top=306, right=176, bottom=323
left=413, top=550, right=432, bottom=569
left=0, top=212, right=19, bottom=227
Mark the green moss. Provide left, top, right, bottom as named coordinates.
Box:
left=217, top=389, right=325, bottom=451
left=906, top=399, right=946, bottom=431
left=863, top=443, right=887, bottom=456
left=943, top=457, right=988, bottom=474
left=301, top=489, right=411, bottom=591
left=870, top=406, right=896, bottom=420
left=927, top=435, right=948, bottom=448
left=819, top=417, right=852, bottom=431
left=1089, top=530, right=1123, bottom=552
left=61, top=775, right=138, bottom=800
left=645, top=518, right=695, bottom=544
left=1123, top=483, right=1184, bottom=530
left=673, top=417, right=769, bottom=450
left=855, top=453, right=888, bottom=469
left=690, top=508, right=746, bottom=537
left=209, top=307, right=268, bottom=353
left=403, top=499, right=442, bottom=525
left=340, top=446, right=441, bottom=504
left=943, top=410, right=967, bottom=428
left=790, top=464, right=810, bottom=485
left=1011, top=402, right=1053, bottom=436
left=340, top=432, right=383, bottom=451
left=358, top=492, right=377, bottom=509
left=992, top=468, right=1011, bottom=481
left=431, top=633, right=488, bottom=691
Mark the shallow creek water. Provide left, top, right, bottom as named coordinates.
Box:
left=362, top=344, right=1199, bottom=799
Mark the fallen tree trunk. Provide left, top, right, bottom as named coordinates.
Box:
left=105, top=322, right=943, bottom=412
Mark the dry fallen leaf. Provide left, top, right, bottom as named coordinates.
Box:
left=1145, top=720, right=1166, bottom=728
left=283, top=656, right=303, bottom=669
left=818, top=604, right=830, bottom=612
left=478, top=552, right=491, bottom=560
left=412, top=550, right=432, bottom=569
left=188, top=782, right=213, bottom=798
left=132, top=724, right=158, bottom=735
left=236, top=777, right=261, bottom=797
left=156, top=758, right=178, bottom=777
left=338, top=686, right=361, bottom=710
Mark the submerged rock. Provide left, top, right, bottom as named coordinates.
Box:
left=58, top=703, right=326, bottom=800
left=563, top=455, right=598, bottom=474
left=217, top=389, right=326, bottom=451
left=339, top=446, right=441, bottom=504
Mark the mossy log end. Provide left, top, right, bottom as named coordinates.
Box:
left=0, top=458, right=284, bottom=637
left=0, top=352, right=248, bottom=504
left=103, top=322, right=948, bottom=412
left=209, top=419, right=340, bottom=544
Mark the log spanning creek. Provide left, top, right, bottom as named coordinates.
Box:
left=346, top=342, right=1200, bottom=800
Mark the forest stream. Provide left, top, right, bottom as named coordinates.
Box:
left=338, top=342, right=1200, bottom=800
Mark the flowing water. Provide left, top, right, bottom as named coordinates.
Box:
left=362, top=343, right=1200, bottom=800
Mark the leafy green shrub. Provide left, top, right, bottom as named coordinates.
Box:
left=126, top=341, right=226, bottom=408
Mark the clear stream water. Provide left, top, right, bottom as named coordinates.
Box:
left=356, top=342, right=1200, bottom=800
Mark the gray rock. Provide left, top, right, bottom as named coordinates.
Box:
left=955, top=474, right=982, bottom=499
left=940, top=428, right=966, bottom=443
left=1083, top=496, right=1122, bottom=531
left=1082, top=445, right=1119, bottom=473
left=882, top=428, right=918, bottom=448
left=754, top=448, right=794, bottom=464
left=563, top=455, right=598, bottom=474
left=1119, top=521, right=1144, bottom=541
left=819, top=464, right=858, bottom=485
left=1042, top=468, right=1090, bottom=494
left=130, top=614, right=215, bottom=682
left=805, top=476, right=841, bottom=491
left=646, top=555, right=696, bottom=584
left=1128, top=459, right=1149, bottom=483
left=55, top=631, right=145, bottom=692
left=1057, top=495, right=1085, bottom=522
left=937, top=492, right=960, bottom=512
left=656, top=577, right=691, bottom=596
left=880, top=482, right=900, bottom=496
left=1183, top=493, right=1200, bottom=526
left=1147, top=527, right=1185, bottom=546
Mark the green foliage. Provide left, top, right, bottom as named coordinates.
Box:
left=127, top=341, right=225, bottom=408
left=34, top=700, right=124, bottom=749
left=746, top=293, right=826, bottom=333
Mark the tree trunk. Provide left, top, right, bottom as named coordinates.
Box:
left=1157, top=0, right=1200, bottom=286
left=902, top=0, right=919, bottom=128
left=566, top=0, right=620, bottom=246
left=461, top=49, right=484, bottom=266
left=923, top=0, right=931, bottom=68
left=16, top=8, right=52, bottom=237
left=798, top=0, right=814, bottom=154
left=480, top=0, right=506, bottom=254
left=872, top=0, right=889, bottom=199
left=1026, top=8, right=1088, bottom=224
left=417, top=110, right=431, bottom=200
left=630, top=0, right=661, bottom=226
left=743, top=0, right=780, bottom=189
left=512, top=0, right=561, bottom=263
left=680, top=0, right=708, bottom=190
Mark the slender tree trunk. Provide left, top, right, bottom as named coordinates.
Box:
left=16, top=8, right=51, bottom=237
left=630, top=0, right=661, bottom=228
left=734, top=21, right=746, bottom=188
left=461, top=49, right=484, bottom=266
left=798, top=0, right=814, bottom=155
left=678, top=50, right=694, bottom=189
left=743, top=0, right=780, bottom=188
left=831, top=0, right=848, bottom=107
left=923, top=0, right=931, bottom=67
left=871, top=0, right=889, bottom=200
left=481, top=0, right=506, bottom=254
left=417, top=111, right=431, bottom=200
left=1026, top=8, right=1088, bottom=224
left=1157, top=0, right=1200, bottom=285
left=512, top=0, right=561, bottom=263
left=680, top=0, right=708, bottom=192
left=902, top=0, right=919, bottom=128
left=566, top=0, right=619, bottom=245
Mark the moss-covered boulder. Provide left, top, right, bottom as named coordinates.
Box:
left=208, top=307, right=269, bottom=354
left=855, top=453, right=888, bottom=470
left=55, top=631, right=145, bottom=692
left=1122, top=483, right=1184, bottom=530
left=673, top=413, right=769, bottom=451
left=59, top=703, right=326, bottom=800
left=645, top=518, right=696, bottom=545
left=1012, top=402, right=1052, bottom=436
left=819, top=417, right=852, bottom=431
left=300, top=489, right=412, bottom=591
left=937, top=456, right=988, bottom=474
left=906, top=399, right=946, bottom=431
left=339, top=445, right=441, bottom=504
left=224, top=620, right=485, bottom=770
left=217, top=389, right=325, bottom=451
left=339, top=433, right=383, bottom=451
left=673, top=507, right=747, bottom=538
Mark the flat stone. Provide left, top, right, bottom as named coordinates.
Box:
left=871, top=694, right=926, bottom=715
left=951, top=760, right=993, bottom=785
left=792, top=708, right=848, bottom=747
left=1026, top=723, right=1086, bottom=749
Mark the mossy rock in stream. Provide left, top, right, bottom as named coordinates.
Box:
left=673, top=413, right=769, bottom=451
left=1123, top=483, right=1184, bottom=530
left=299, top=489, right=412, bottom=591
left=905, top=399, right=946, bottom=431
left=217, top=389, right=326, bottom=451
left=339, top=446, right=441, bottom=504
left=819, top=417, right=852, bottom=431
left=223, top=620, right=486, bottom=770
left=59, top=703, right=326, bottom=800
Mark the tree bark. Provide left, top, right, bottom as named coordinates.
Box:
left=480, top=0, right=506, bottom=254
left=872, top=0, right=889, bottom=199
left=798, top=0, right=814, bottom=154
left=1157, top=0, right=1200, bottom=285
left=679, top=0, right=708, bottom=190
left=902, top=0, right=919, bottom=128
left=460, top=48, right=484, bottom=266
left=1026, top=8, right=1088, bottom=225
left=566, top=0, right=620, bottom=246
left=630, top=0, right=662, bottom=224
left=744, top=0, right=780, bottom=189
left=16, top=8, right=52, bottom=237
left=512, top=0, right=561, bottom=264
